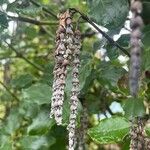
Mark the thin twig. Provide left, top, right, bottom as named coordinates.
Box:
left=0, top=81, right=20, bottom=101
left=29, top=0, right=57, bottom=19
left=70, top=8, right=130, bottom=57
left=106, top=105, right=114, bottom=115
left=7, top=7, right=130, bottom=57
left=8, top=15, right=85, bottom=26
left=8, top=15, right=58, bottom=25
left=4, top=42, right=44, bottom=72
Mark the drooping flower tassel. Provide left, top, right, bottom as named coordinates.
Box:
left=77, top=102, right=88, bottom=150
left=129, top=0, right=143, bottom=96
left=50, top=10, right=74, bottom=125
left=67, top=30, right=81, bottom=150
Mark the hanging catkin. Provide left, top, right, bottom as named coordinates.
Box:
left=50, top=10, right=74, bottom=125
left=129, top=0, right=144, bottom=149
left=145, top=138, right=150, bottom=150
left=129, top=0, right=143, bottom=96
left=50, top=10, right=82, bottom=150
left=130, top=118, right=145, bottom=149
left=77, top=102, right=88, bottom=150
left=67, top=29, right=81, bottom=150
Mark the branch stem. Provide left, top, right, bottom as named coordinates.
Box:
left=5, top=42, right=44, bottom=72
left=8, top=15, right=58, bottom=25
left=70, top=8, right=130, bottom=57
left=0, top=81, right=20, bottom=101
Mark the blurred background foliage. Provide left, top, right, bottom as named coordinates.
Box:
left=0, top=0, right=150, bottom=149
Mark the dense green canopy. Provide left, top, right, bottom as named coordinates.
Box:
left=0, top=0, right=150, bottom=149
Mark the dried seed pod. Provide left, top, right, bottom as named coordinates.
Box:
left=67, top=30, right=81, bottom=150
left=50, top=10, right=74, bottom=125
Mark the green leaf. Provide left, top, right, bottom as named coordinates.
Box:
left=24, top=26, right=37, bottom=39
left=87, top=0, right=129, bottom=29
left=143, top=31, right=150, bottom=49
left=93, top=41, right=101, bottom=53
left=19, top=135, right=55, bottom=150
left=22, top=83, right=51, bottom=105
left=142, top=48, right=150, bottom=71
left=98, top=62, right=127, bottom=87
left=61, top=97, right=70, bottom=125
left=0, top=12, right=8, bottom=28
left=27, top=106, right=54, bottom=135
left=142, top=25, right=150, bottom=49
left=0, top=134, right=12, bottom=149
left=122, top=139, right=130, bottom=150
left=0, top=0, right=6, bottom=5
left=106, top=45, right=120, bottom=60
left=142, top=1, right=150, bottom=25
left=80, top=69, right=94, bottom=96
left=42, top=0, right=49, bottom=5
left=0, top=141, right=12, bottom=150
left=19, top=102, right=39, bottom=118
left=122, top=98, right=146, bottom=119
left=80, top=62, right=92, bottom=91
left=40, top=63, right=54, bottom=86
left=49, top=126, right=67, bottom=150
left=11, top=74, right=33, bottom=89
left=117, top=34, right=130, bottom=47
left=17, top=6, right=43, bottom=17
left=145, top=127, right=150, bottom=137
left=0, top=49, right=12, bottom=59
left=85, top=94, right=102, bottom=114
left=68, top=0, right=79, bottom=6
left=88, top=117, right=130, bottom=144
left=0, top=91, right=14, bottom=102
left=4, top=108, right=23, bottom=135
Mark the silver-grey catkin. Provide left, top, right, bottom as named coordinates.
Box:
left=77, top=103, right=88, bottom=150
left=67, top=30, right=81, bottom=150
left=50, top=11, right=74, bottom=125
left=129, top=0, right=144, bottom=149
left=129, top=0, right=143, bottom=97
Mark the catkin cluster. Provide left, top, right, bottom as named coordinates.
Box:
left=50, top=10, right=81, bottom=150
